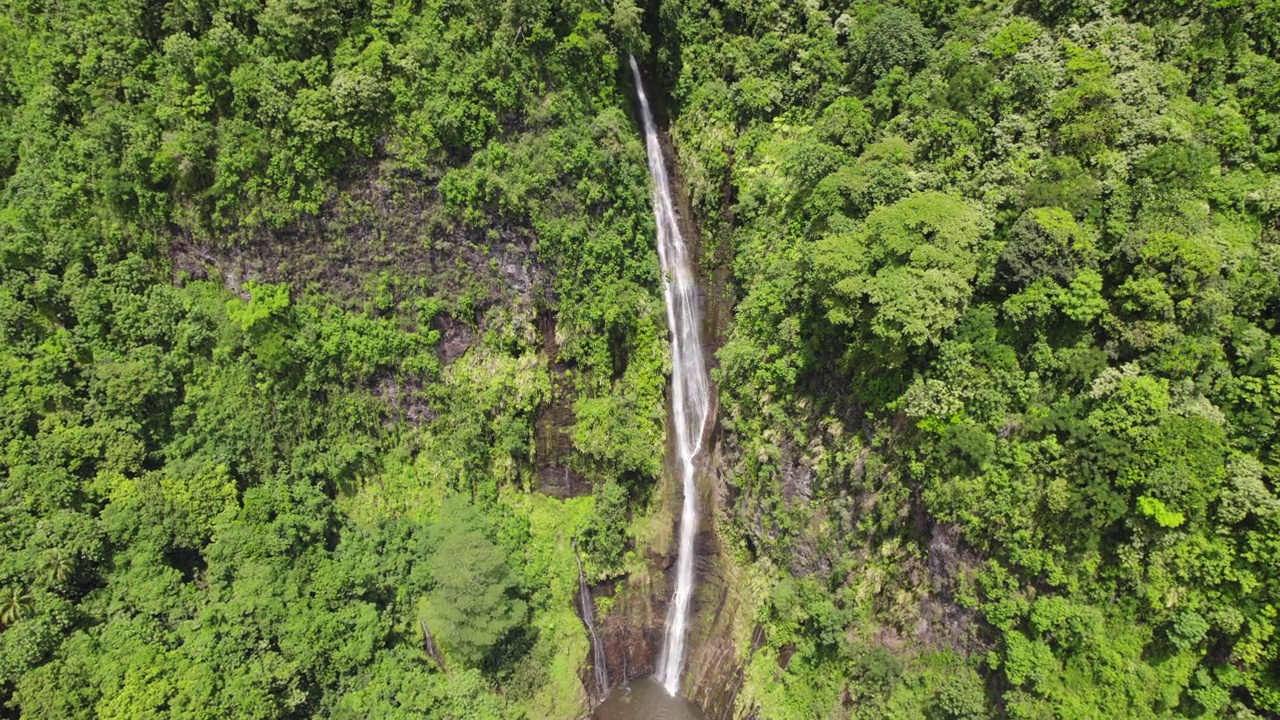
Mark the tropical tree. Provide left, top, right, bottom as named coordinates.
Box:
left=38, top=548, right=73, bottom=587
left=0, top=585, right=33, bottom=626
left=420, top=498, right=527, bottom=670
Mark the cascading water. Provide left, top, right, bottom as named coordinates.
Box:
left=629, top=55, right=712, bottom=697
left=574, top=541, right=610, bottom=697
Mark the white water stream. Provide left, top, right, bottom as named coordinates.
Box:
left=574, top=541, right=610, bottom=697
left=629, top=56, right=712, bottom=696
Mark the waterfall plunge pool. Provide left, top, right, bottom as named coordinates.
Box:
left=594, top=678, right=708, bottom=720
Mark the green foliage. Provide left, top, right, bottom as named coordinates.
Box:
left=421, top=498, right=527, bottom=670
left=5, top=0, right=1280, bottom=716
left=849, top=6, right=933, bottom=88
left=815, top=191, right=988, bottom=353
left=1000, top=207, right=1094, bottom=289
left=929, top=671, right=987, bottom=720
left=333, top=650, right=507, bottom=720
left=661, top=0, right=1280, bottom=717
left=1021, top=157, right=1102, bottom=218
left=0, top=0, right=653, bottom=714
left=817, top=97, right=874, bottom=152
left=611, top=0, right=648, bottom=55
left=584, top=479, right=629, bottom=574
left=226, top=281, right=290, bottom=333
left=1137, top=495, right=1186, bottom=528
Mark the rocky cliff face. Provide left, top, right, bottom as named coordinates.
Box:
left=584, top=118, right=759, bottom=717
left=680, top=437, right=757, bottom=720
left=587, top=423, right=757, bottom=719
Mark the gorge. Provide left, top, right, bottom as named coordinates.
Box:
left=3, top=1, right=1280, bottom=718
left=628, top=55, right=712, bottom=698
left=590, top=57, right=715, bottom=718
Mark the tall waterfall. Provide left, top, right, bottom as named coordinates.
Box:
left=629, top=55, right=712, bottom=696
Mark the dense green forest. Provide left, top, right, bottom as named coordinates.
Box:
left=1, top=0, right=1279, bottom=717
left=0, top=0, right=663, bottom=716
left=658, top=0, right=1280, bottom=717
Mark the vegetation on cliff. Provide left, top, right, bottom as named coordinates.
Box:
left=1, top=0, right=1280, bottom=717
left=0, top=0, right=660, bottom=716
left=658, top=0, right=1280, bottom=717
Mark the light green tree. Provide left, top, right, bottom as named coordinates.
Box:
left=814, top=191, right=988, bottom=355
left=420, top=498, right=527, bottom=670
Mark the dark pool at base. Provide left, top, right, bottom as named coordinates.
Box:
left=592, top=678, right=708, bottom=720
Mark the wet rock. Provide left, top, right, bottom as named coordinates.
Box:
left=373, top=375, right=436, bottom=429
left=538, top=466, right=592, bottom=499
left=916, top=522, right=983, bottom=652
left=532, top=366, right=584, bottom=498
left=779, top=454, right=814, bottom=506
left=646, top=549, right=674, bottom=570
left=597, top=570, right=663, bottom=684
left=171, top=163, right=544, bottom=326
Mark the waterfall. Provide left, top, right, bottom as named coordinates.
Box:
left=574, top=541, right=610, bottom=697
left=629, top=55, right=712, bottom=696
